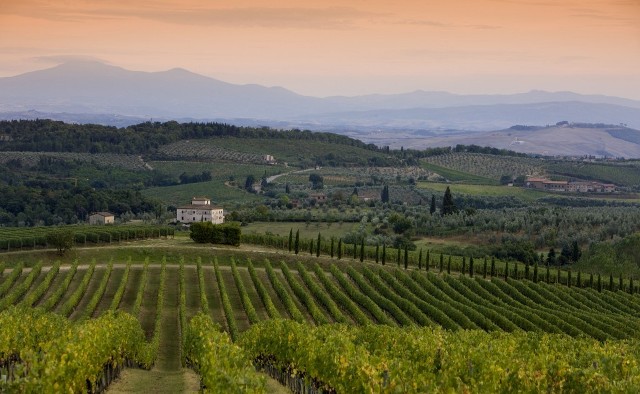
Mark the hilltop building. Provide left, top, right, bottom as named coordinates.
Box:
left=177, top=197, right=224, bottom=224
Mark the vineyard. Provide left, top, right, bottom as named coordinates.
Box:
left=2, top=250, right=640, bottom=392
left=422, top=153, right=543, bottom=182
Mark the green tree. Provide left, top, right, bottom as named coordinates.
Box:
left=360, top=239, right=365, bottom=262
left=46, top=228, right=75, bottom=255
left=244, top=175, right=255, bottom=192
left=294, top=230, right=300, bottom=255
left=441, top=186, right=457, bottom=215
left=418, top=249, right=423, bottom=270
left=382, top=243, right=386, bottom=265
left=547, top=248, right=557, bottom=265
left=430, top=195, right=436, bottom=215
left=317, top=233, right=321, bottom=257
left=337, top=239, right=342, bottom=260
left=288, top=228, right=293, bottom=252
left=404, top=246, right=409, bottom=270
left=490, top=257, right=495, bottom=277
left=381, top=185, right=390, bottom=203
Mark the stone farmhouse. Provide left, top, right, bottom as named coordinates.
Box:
left=176, top=197, right=224, bottom=224
left=525, top=178, right=616, bottom=193
left=89, top=212, right=115, bottom=225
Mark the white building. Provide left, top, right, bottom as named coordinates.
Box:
left=176, top=197, right=224, bottom=224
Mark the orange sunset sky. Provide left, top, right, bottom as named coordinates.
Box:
left=1, top=0, right=639, bottom=99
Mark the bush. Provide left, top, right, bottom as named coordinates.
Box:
left=190, top=222, right=241, bottom=246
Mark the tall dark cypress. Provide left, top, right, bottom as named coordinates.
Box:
left=294, top=230, right=300, bottom=255
left=337, top=239, right=342, bottom=260
left=461, top=257, right=466, bottom=276
left=382, top=243, right=386, bottom=265
left=360, top=239, right=365, bottom=262
left=397, top=247, right=401, bottom=267
left=546, top=265, right=550, bottom=283
left=439, top=254, right=444, bottom=273
left=482, top=257, right=487, bottom=279
left=375, top=244, right=379, bottom=264
left=589, top=273, right=594, bottom=289
left=309, top=240, right=314, bottom=255
left=567, top=270, right=572, bottom=287
left=404, top=246, right=408, bottom=270
left=533, top=263, right=538, bottom=283
left=430, top=195, right=436, bottom=215
left=598, top=274, right=602, bottom=292
left=469, top=256, right=474, bottom=278
left=608, top=273, right=613, bottom=290
left=504, top=261, right=509, bottom=280
left=316, top=233, right=321, bottom=257
left=330, top=237, right=335, bottom=258
left=288, top=228, right=293, bottom=252
left=418, top=249, right=423, bottom=270
left=490, top=257, right=495, bottom=277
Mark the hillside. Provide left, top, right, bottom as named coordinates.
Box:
left=412, top=124, right=640, bottom=158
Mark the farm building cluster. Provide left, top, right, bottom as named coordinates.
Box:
left=525, top=178, right=616, bottom=193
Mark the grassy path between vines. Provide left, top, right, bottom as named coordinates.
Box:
left=108, top=266, right=200, bottom=393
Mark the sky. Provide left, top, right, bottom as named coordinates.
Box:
left=1, top=0, right=639, bottom=99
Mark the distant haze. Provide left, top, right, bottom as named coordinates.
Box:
left=0, top=1, right=639, bottom=99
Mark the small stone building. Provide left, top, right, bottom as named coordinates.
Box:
left=89, top=212, right=115, bottom=225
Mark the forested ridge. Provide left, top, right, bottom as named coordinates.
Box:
left=0, top=119, right=380, bottom=154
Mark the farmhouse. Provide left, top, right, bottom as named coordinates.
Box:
left=89, top=212, right=115, bottom=225
left=177, top=196, right=224, bottom=224
left=525, top=177, right=617, bottom=193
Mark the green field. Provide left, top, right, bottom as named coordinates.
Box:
left=417, top=181, right=547, bottom=200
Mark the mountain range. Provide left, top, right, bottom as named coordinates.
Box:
left=2, top=61, right=640, bottom=156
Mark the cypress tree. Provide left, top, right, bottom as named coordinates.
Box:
left=418, top=249, right=423, bottom=270
left=469, top=256, right=474, bottom=278
left=490, top=257, right=495, bottom=277
left=397, top=247, right=401, bottom=267
left=577, top=271, right=582, bottom=287
left=442, top=186, right=457, bottom=215
left=546, top=265, right=550, bottom=283
left=598, top=274, right=602, bottom=292
left=316, top=233, right=321, bottom=257
left=404, top=246, right=408, bottom=270
left=439, top=254, right=444, bottom=273
left=337, top=239, right=342, bottom=260
left=288, top=228, right=293, bottom=252
left=330, top=237, right=335, bottom=258
left=461, top=257, right=466, bottom=276
left=504, top=261, right=509, bottom=279
left=430, top=195, right=436, bottom=215
left=567, top=270, right=572, bottom=288
left=382, top=243, right=386, bottom=265
left=381, top=185, right=390, bottom=203
left=556, top=268, right=561, bottom=284
left=375, top=244, right=379, bottom=264
left=533, top=263, right=539, bottom=283
left=309, top=239, right=314, bottom=255
left=447, top=256, right=451, bottom=274
left=360, top=239, right=365, bottom=262
left=482, top=257, right=487, bottom=279
left=294, top=230, right=300, bottom=255
left=589, top=273, right=594, bottom=289
left=608, top=273, right=613, bottom=290
left=524, top=262, right=530, bottom=280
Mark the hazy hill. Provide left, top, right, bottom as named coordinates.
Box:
left=2, top=61, right=640, bottom=132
